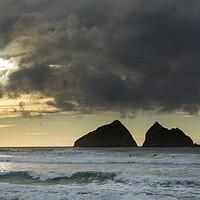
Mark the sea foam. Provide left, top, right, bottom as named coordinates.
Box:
left=0, top=153, right=200, bottom=165
left=0, top=170, right=200, bottom=186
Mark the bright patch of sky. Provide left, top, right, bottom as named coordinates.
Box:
left=0, top=58, right=18, bottom=83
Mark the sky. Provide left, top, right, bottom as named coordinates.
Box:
left=0, top=0, right=200, bottom=146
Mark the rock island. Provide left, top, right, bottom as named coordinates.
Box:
left=74, top=120, right=137, bottom=147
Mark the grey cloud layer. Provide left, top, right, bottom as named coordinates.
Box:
left=1, top=0, right=200, bottom=116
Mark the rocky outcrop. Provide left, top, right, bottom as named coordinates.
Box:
left=142, top=122, right=194, bottom=147
left=194, top=143, right=200, bottom=147
left=74, top=120, right=137, bottom=147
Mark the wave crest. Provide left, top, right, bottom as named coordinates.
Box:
left=0, top=171, right=200, bottom=186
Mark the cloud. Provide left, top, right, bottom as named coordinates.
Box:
left=18, top=101, right=32, bottom=117
left=0, top=84, right=4, bottom=98
left=1, top=0, right=200, bottom=117
left=9, top=100, right=45, bottom=118
left=182, top=105, right=199, bottom=116
left=0, top=124, right=16, bottom=128
left=26, top=132, right=48, bottom=135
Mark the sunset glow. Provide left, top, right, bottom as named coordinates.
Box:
left=0, top=0, right=199, bottom=147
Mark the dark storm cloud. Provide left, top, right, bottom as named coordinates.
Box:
left=0, top=84, right=3, bottom=98
left=2, top=0, right=200, bottom=116
left=6, top=64, right=54, bottom=97
left=18, top=101, right=32, bottom=118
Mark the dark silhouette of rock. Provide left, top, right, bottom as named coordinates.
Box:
left=143, top=122, right=194, bottom=147
left=74, top=120, right=137, bottom=147
left=194, top=143, right=200, bottom=147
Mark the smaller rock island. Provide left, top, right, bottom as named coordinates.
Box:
left=74, top=120, right=137, bottom=147
left=143, top=122, right=194, bottom=147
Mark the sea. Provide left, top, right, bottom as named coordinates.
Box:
left=0, top=147, right=199, bottom=200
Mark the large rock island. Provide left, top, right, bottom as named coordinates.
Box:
left=74, top=120, right=137, bottom=147
left=143, top=122, right=194, bottom=147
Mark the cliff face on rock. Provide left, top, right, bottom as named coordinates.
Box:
left=143, top=122, right=194, bottom=147
left=74, top=120, right=137, bottom=147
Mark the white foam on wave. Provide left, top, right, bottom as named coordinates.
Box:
left=0, top=183, right=190, bottom=200
left=0, top=170, right=74, bottom=181
left=1, top=170, right=200, bottom=186
left=0, top=148, right=107, bottom=157
left=0, top=178, right=198, bottom=200
left=0, top=154, right=200, bottom=165
left=27, top=171, right=73, bottom=181
left=114, top=172, right=200, bottom=186
left=0, top=170, right=199, bottom=199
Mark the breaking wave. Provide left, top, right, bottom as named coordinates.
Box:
left=0, top=171, right=200, bottom=186
left=0, top=154, right=200, bottom=165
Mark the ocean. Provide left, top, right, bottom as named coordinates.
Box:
left=0, top=147, right=199, bottom=200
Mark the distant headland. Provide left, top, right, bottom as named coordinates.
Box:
left=74, top=120, right=199, bottom=147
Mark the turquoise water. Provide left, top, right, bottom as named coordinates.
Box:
left=0, top=147, right=199, bottom=199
